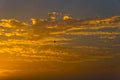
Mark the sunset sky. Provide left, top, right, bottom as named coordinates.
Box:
left=0, top=0, right=120, bottom=80
left=0, top=0, right=120, bottom=20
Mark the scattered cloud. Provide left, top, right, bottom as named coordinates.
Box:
left=0, top=19, right=28, bottom=28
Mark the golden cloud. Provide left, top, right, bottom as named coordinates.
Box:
left=0, top=19, right=28, bottom=28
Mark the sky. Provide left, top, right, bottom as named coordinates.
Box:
left=0, top=1, right=120, bottom=80
left=0, top=0, right=120, bottom=20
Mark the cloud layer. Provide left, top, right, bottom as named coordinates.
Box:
left=0, top=17, right=120, bottom=79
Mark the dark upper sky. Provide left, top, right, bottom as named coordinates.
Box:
left=0, top=0, right=120, bottom=20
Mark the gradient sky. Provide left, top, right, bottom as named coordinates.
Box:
left=0, top=0, right=120, bottom=20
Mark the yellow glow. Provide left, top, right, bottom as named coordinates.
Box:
left=63, top=15, right=72, bottom=20
left=31, top=18, right=37, bottom=25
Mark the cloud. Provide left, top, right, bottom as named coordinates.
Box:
left=0, top=19, right=28, bottom=28
left=0, top=16, right=119, bottom=80
left=66, top=31, right=120, bottom=36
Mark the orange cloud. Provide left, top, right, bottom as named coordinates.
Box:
left=31, top=18, right=46, bottom=25
left=0, top=19, right=28, bottom=28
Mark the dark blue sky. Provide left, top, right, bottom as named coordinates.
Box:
left=0, top=0, right=120, bottom=20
